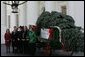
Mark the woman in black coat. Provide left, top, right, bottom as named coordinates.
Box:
left=23, top=26, right=29, bottom=54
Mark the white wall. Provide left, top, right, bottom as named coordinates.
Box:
left=18, top=3, right=27, bottom=26
left=1, top=26, right=6, bottom=44
left=27, top=1, right=39, bottom=26
left=1, top=1, right=84, bottom=44
left=1, top=1, right=7, bottom=44
left=67, top=1, right=84, bottom=28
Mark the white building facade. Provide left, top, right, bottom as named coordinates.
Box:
left=1, top=1, right=84, bottom=44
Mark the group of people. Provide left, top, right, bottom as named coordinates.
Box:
left=4, top=25, right=38, bottom=55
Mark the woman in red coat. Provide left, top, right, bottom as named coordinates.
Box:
left=4, top=29, right=11, bottom=53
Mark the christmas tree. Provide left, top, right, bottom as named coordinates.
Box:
left=36, top=11, right=84, bottom=55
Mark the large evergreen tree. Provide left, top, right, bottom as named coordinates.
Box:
left=36, top=11, right=84, bottom=55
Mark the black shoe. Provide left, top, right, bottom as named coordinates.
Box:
left=12, top=51, right=14, bottom=53
left=8, top=51, right=10, bottom=53
left=6, top=51, right=8, bottom=53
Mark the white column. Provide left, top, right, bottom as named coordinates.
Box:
left=1, top=1, right=7, bottom=44
left=19, top=3, right=27, bottom=26
left=10, top=13, right=17, bottom=31
left=67, top=1, right=84, bottom=28
left=27, top=1, right=39, bottom=27
left=45, top=1, right=56, bottom=13
left=7, top=15, right=10, bottom=29
left=7, top=4, right=12, bottom=29
left=1, top=1, right=6, bottom=26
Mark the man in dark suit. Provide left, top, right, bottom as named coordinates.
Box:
left=11, top=26, right=19, bottom=53
left=17, top=26, right=24, bottom=53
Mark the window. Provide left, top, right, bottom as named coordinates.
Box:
left=16, top=14, right=19, bottom=27
left=61, top=6, right=67, bottom=15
